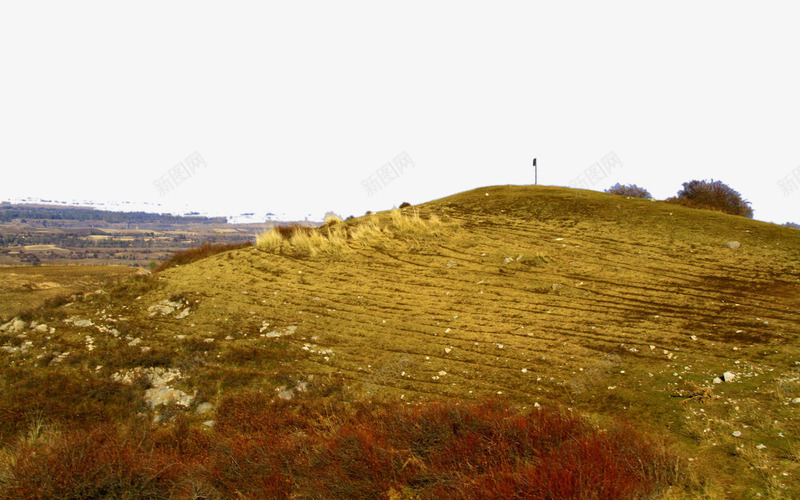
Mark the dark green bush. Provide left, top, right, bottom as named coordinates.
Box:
left=605, top=183, right=653, bottom=199
left=667, top=179, right=753, bottom=218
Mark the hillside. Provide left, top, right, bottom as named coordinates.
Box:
left=1, top=185, right=799, bottom=497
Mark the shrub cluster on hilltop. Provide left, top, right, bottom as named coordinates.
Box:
left=605, top=183, right=653, bottom=199
left=604, top=179, right=754, bottom=218
left=666, top=179, right=753, bottom=218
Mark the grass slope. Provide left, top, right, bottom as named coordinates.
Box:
left=2, top=185, right=799, bottom=497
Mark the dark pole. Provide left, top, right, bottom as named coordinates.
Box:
left=533, top=158, right=537, bottom=185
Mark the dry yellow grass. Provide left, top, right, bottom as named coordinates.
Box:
left=255, top=227, right=284, bottom=252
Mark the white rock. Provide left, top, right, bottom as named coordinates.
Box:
left=722, top=371, right=736, bottom=382
left=724, top=241, right=741, bottom=249
left=732, top=431, right=742, bottom=437
left=791, top=398, right=800, bottom=404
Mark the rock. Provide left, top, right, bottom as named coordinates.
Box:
left=112, top=367, right=194, bottom=408
left=503, top=257, right=514, bottom=264
left=278, top=388, right=294, bottom=400
left=732, top=430, right=742, bottom=437
left=34, top=324, right=48, bottom=333
left=791, top=398, right=800, bottom=404
left=11, top=319, right=26, bottom=332
left=551, top=283, right=562, bottom=292
left=175, top=308, right=190, bottom=319
left=147, top=299, right=183, bottom=317
left=446, top=261, right=458, bottom=268
left=65, top=316, right=94, bottom=328
left=722, top=371, right=736, bottom=382
left=195, top=402, right=213, bottom=415
left=724, top=241, right=741, bottom=249
left=713, top=377, right=723, bottom=384
left=202, top=420, right=215, bottom=428
left=145, top=386, right=194, bottom=408
left=262, top=325, right=297, bottom=338
left=756, top=444, right=766, bottom=450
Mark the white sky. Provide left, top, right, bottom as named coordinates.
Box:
left=1, top=1, right=799, bottom=223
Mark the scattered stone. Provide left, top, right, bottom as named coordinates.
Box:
left=724, top=241, right=741, bottom=249
left=722, top=371, right=736, bottom=382
left=146, top=386, right=194, bottom=408
left=791, top=398, right=800, bottom=404
left=49, top=352, right=70, bottom=365
left=756, top=444, right=766, bottom=450
left=446, top=261, right=458, bottom=268
left=732, top=430, right=742, bottom=437
left=65, top=316, right=94, bottom=328
left=278, top=388, right=294, bottom=400
left=112, top=367, right=194, bottom=408
left=195, top=402, right=213, bottom=415
left=175, top=308, right=191, bottom=320
left=202, top=420, right=215, bottom=428
left=34, top=324, right=48, bottom=333
left=503, top=257, right=514, bottom=264
left=713, top=377, right=723, bottom=384
left=128, top=338, right=142, bottom=347
left=551, top=283, right=562, bottom=292
left=147, top=299, right=184, bottom=317
left=261, top=325, right=297, bottom=338
left=0, top=318, right=25, bottom=333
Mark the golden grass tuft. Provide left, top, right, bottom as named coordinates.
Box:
left=256, top=227, right=284, bottom=253
left=324, top=214, right=344, bottom=225
left=350, top=218, right=389, bottom=248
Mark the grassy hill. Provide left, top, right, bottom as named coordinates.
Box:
left=1, top=185, right=799, bottom=498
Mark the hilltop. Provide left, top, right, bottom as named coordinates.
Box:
left=1, top=185, right=799, bottom=498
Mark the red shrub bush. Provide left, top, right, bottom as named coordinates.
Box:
left=154, top=241, right=252, bottom=272
left=2, top=397, right=688, bottom=499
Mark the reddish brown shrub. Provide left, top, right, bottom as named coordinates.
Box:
left=154, top=241, right=252, bottom=272
left=274, top=224, right=316, bottom=239
left=1, top=397, right=688, bottom=499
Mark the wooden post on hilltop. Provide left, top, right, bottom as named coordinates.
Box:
left=533, top=158, right=537, bottom=185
